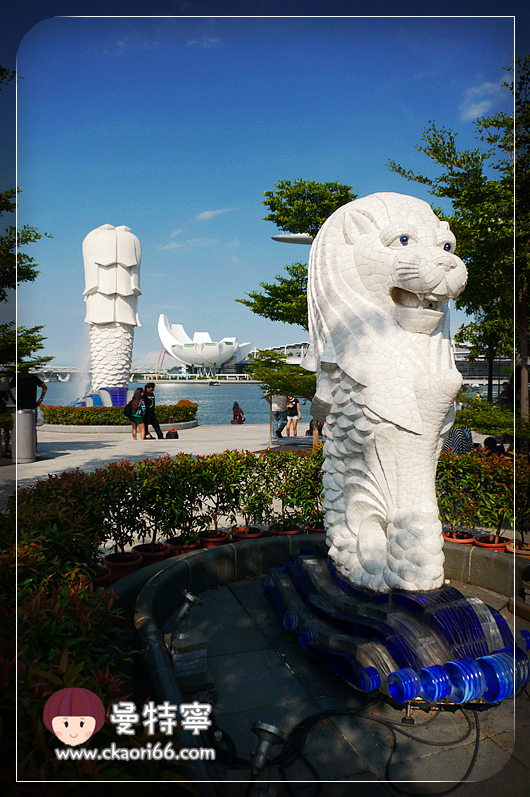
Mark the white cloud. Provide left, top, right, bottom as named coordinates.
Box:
left=459, top=81, right=502, bottom=121
left=170, top=228, right=183, bottom=238
left=157, top=237, right=218, bottom=252
left=194, top=208, right=232, bottom=222
left=227, top=238, right=241, bottom=250
left=158, top=241, right=184, bottom=251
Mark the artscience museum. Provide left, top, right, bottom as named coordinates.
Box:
left=158, top=315, right=253, bottom=376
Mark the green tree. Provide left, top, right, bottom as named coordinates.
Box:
left=261, top=178, right=357, bottom=238
left=237, top=179, right=357, bottom=330
left=236, top=261, right=309, bottom=330
left=248, top=350, right=316, bottom=402
left=238, top=179, right=357, bottom=402
left=388, top=63, right=517, bottom=403
left=514, top=56, right=530, bottom=436
left=0, top=68, right=52, bottom=376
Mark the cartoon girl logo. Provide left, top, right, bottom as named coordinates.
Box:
left=43, top=687, right=105, bottom=746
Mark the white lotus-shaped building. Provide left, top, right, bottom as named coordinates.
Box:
left=158, top=315, right=252, bottom=373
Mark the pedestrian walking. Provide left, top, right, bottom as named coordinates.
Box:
left=266, top=395, right=288, bottom=438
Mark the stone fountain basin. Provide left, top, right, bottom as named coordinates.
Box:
left=115, top=536, right=526, bottom=704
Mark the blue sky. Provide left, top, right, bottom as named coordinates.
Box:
left=14, top=15, right=514, bottom=368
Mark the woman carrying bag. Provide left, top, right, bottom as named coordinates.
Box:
left=123, top=387, right=147, bottom=440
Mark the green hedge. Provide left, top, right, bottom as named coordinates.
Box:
left=15, top=448, right=516, bottom=559
left=41, top=400, right=198, bottom=426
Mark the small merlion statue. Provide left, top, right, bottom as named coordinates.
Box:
left=303, top=193, right=467, bottom=592
left=82, top=224, right=141, bottom=391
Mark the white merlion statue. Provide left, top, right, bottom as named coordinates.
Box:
left=83, top=224, right=141, bottom=391
left=303, top=193, right=467, bottom=593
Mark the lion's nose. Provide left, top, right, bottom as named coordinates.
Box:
left=436, top=256, right=457, bottom=272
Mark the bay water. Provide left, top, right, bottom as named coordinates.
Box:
left=42, top=380, right=313, bottom=428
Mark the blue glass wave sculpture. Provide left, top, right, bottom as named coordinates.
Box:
left=263, top=546, right=530, bottom=706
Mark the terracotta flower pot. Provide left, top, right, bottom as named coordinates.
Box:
left=132, top=542, right=172, bottom=567
left=199, top=530, right=230, bottom=548
left=305, top=526, right=326, bottom=534
left=269, top=523, right=301, bottom=536
left=103, top=550, right=143, bottom=583
left=165, top=536, right=201, bottom=556
left=91, top=565, right=111, bottom=589
left=473, top=536, right=507, bottom=552
left=442, top=531, right=474, bottom=544
left=231, top=525, right=264, bottom=541
left=506, top=542, right=530, bottom=559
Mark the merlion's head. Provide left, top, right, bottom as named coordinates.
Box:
left=313, top=192, right=467, bottom=335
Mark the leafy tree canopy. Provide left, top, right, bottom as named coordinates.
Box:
left=0, top=66, right=52, bottom=376
left=248, top=350, right=316, bottom=403
left=388, top=71, right=514, bottom=336
left=261, top=178, right=357, bottom=238
left=237, top=179, right=357, bottom=331
left=388, top=58, right=529, bottom=422
left=236, top=262, right=309, bottom=330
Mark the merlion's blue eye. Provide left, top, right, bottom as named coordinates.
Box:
left=443, top=242, right=452, bottom=252
left=399, top=235, right=409, bottom=246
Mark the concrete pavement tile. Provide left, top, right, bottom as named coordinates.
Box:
left=328, top=705, right=485, bottom=773
left=477, top=698, right=518, bottom=739
left=211, top=697, right=370, bottom=782
left=371, top=736, right=513, bottom=791
left=228, top=575, right=273, bottom=609
left=189, top=611, right=271, bottom=656
left=208, top=649, right=315, bottom=715
left=489, top=728, right=529, bottom=769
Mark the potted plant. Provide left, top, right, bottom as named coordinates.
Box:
left=266, top=450, right=303, bottom=535
left=437, top=454, right=475, bottom=543
left=132, top=457, right=175, bottom=565
left=227, top=451, right=267, bottom=541
left=507, top=454, right=530, bottom=557
left=97, top=461, right=144, bottom=580
left=164, top=454, right=203, bottom=554
left=198, top=454, right=235, bottom=547
left=291, top=446, right=325, bottom=533
left=471, top=454, right=513, bottom=551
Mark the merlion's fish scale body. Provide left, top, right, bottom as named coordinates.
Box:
left=82, top=224, right=141, bottom=391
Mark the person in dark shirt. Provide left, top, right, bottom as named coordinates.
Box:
left=10, top=373, right=48, bottom=451
left=143, top=383, right=163, bottom=439
left=10, top=374, right=47, bottom=410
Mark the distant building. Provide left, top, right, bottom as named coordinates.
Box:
left=250, top=341, right=513, bottom=386
left=158, top=315, right=253, bottom=377
left=453, top=345, right=513, bottom=384
left=249, top=342, right=310, bottom=365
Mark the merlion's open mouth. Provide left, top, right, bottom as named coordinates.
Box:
left=391, top=287, right=442, bottom=311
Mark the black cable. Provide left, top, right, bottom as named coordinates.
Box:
left=205, top=700, right=480, bottom=792
left=384, top=710, right=481, bottom=797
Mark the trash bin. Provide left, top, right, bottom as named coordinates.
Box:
left=13, top=409, right=36, bottom=463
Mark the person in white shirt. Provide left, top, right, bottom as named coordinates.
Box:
left=266, top=394, right=288, bottom=437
